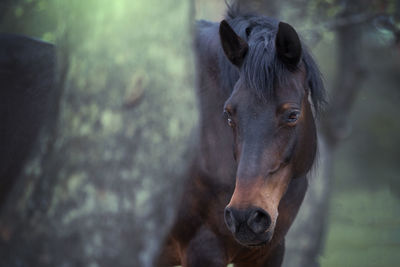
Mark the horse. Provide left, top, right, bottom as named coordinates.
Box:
left=158, top=7, right=325, bottom=267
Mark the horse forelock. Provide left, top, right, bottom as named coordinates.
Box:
left=218, top=9, right=326, bottom=114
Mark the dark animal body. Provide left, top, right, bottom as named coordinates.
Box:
left=0, top=34, right=55, bottom=205
left=159, top=9, right=325, bottom=267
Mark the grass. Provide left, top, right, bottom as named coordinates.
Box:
left=320, top=187, right=400, bottom=267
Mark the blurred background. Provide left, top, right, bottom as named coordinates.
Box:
left=0, top=0, right=399, bottom=266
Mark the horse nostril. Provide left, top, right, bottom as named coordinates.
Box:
left=247, top=208, right=271, bottom=234
left=224, top=207, right=237, bottom=233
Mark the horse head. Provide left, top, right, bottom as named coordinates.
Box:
left=219, top=19, right=319, bottom=246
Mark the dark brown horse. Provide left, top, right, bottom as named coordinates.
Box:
left=159, top=8, right=325, bottom=267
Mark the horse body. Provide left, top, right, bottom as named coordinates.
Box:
left=159, top=10, right=324, bottom=267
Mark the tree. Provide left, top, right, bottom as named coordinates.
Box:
left=0, top=1, right=197, bottom=266
left=237, top=0, right=280, bottom=17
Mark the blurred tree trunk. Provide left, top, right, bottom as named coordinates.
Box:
left=237, top=0, right=280, bottom=17
left=0, top=1, right=197, bottom=267
left=0, top=34, right=56, bottom=207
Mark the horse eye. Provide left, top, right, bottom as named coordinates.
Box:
left=227, top=118, right=235, bottom=128
left=224, top=111, right=235, bottom=128
left=285, top=110, right=300, bottom=124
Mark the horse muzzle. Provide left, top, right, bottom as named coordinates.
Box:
left=224, top=206, right=275, bottom=246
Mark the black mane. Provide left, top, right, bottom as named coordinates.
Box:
left=218, top=7, right=326, bottom=113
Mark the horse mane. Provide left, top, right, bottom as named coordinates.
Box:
left=218, top=5, right=326, bottom=114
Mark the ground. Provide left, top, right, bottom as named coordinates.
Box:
left=320, top=186, right=400, bottom=266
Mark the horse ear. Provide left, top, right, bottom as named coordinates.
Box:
left=219, top=20, right=248, bottom=67
left=276, top=22, right=302, bottom=69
